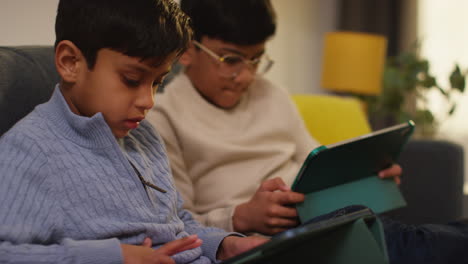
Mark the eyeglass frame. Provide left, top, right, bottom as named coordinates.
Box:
left=192, top=40, right=274, bottom=78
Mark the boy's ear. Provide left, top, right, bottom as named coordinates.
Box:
left=55, top=40, right=86, bottom=83
left=178, top=43, right=196, bottom=66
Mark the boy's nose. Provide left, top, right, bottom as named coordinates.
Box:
left=136, top=87, right=155, bottom=111
left=233, top=66, right=255, bottom=84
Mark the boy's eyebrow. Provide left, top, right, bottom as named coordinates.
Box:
left=123, top=64, right=170, bottom=77
left=220, top=47, right=265, bottom=58
left=123, top=64, right=152, bottom=74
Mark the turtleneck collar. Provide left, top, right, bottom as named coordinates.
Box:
left=36, top=84, right=117, bottom=149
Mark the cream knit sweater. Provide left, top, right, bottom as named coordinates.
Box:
left=148, top=74, right=318, bottom=231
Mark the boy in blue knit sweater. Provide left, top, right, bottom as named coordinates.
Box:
left=0, top=0, right=265, bottom=263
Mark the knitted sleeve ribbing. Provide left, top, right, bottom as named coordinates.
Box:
left=0, top=132, right=122, bottom=264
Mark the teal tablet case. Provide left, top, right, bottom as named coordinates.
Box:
left=221, top=122, right=414, bottom=264
left=222, top=208, right=389, bottom=264
left=292, top=121, right=414, bottom=222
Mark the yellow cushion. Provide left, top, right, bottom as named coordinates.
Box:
left=292, top=94, right=371, bottom=145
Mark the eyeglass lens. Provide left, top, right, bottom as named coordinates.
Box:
left=218, top=55, right=273, bottom=78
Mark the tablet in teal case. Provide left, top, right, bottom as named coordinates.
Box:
left=291, top=121, right=415, bottom=222
left=222, top=208, right=389, bottom=264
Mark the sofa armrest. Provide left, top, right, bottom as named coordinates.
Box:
left=384, top=139, right=465, bottom=224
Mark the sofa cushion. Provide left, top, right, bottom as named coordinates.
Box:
left=0, top=46, right=59, bottom=136
left=292, top=94, right=371, bottom=145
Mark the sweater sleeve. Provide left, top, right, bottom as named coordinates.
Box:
left=175, top=193, right=243, bottom=263
left=284, top=93, right=320, bottom=164
left=0, top=132, right=123, bottom=264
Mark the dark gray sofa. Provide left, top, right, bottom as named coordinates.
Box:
left=0, top=46, right=465, bottom=225
left=387, top=139, right=465, bottom=224
left=0, top=46, right=58, bottom=136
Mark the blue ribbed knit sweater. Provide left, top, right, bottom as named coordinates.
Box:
left=0, top=86, right=230, bottom=264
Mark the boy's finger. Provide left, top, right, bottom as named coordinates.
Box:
left=274, top=191, right=305, bottom=204
left=378, top=164, right=402, bottom=178
left=259, top=177, right=290, bottom=192
left=268, top=204, right=299, bottom=218
left=394, top=176, right=401, bottom=185
left=142, top=237, right=152, bottom=247
left=172, top=238, right=203, bottom=253
left=157, top=235, right=202, bottom=256
left=266, top=216, right=299, bottom=228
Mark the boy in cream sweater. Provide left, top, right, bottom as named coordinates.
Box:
left=148, top=0, right=401, bottom=236
left=148, top=0, right=468, bottom=263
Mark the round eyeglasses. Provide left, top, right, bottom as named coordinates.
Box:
left=193, top=40, right=274, bottom=79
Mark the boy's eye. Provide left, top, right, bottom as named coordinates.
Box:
left=221, top=55, right=243, bottom=65
left=123, top=77, right=140, bottom=87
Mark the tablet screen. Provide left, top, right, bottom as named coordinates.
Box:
left=292, top=121, right=414, bottom=193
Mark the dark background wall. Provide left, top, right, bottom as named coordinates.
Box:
left=337, top=0, right=403, bottom=57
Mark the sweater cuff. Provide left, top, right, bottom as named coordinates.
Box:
left=63, top=238, right=122, bottom=264
left=198, top=231, right=244, bottom=263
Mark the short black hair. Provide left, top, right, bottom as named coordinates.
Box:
left=55, top=0, right=192, bottom=69
left=180, top=0, right=276, bottom=45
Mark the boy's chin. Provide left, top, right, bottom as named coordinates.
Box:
left=216, top=97, right=242, bottom=109
left=113, top=130, right=130, bottom=139
left=219, top=101, right=241, bottom=110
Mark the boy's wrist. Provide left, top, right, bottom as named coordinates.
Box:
left=233, top=203, right=250, bottom=233
left=217, top=235, right=269, bottom=260
left=217, top=236, right=238, bottom=260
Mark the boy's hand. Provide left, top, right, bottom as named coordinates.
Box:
left=217, top=235, right=269, bottom=260
left=233, top=177, right=305, bottom=235
left=121, top=234, right=202, bottom=264
left=378, top=164, right=403, bottom=185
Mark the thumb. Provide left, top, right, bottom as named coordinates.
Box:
left=258, top=177, right=290, bottom=192
left=142, top=237, right=152, bottom=248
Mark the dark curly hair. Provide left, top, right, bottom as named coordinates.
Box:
left=55, top=0, right=193, bottom=69
left=180, top=0, right=276, bottom=45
